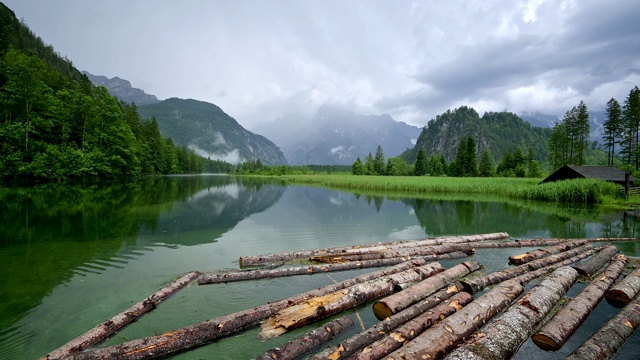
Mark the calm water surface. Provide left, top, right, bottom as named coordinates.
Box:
left=0, top=175, right=639, bottom=359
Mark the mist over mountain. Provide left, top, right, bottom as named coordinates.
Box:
left=253, top=105, right=421, bottom=165
left=138, top=98, right=287, bottom=165
left=83, top=72, right=159, bottom=105
left=519, top=110, right=606, bottom=143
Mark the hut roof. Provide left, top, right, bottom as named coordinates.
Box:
left=540, top=165, right=635, bottom=184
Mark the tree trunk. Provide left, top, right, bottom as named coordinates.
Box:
left=606, top=267, right=640, bottom=306
left=383, top=279, right=523, bottom=360
left=71, top=259, right=433, bottom=360
left=445, top=266, right=580, bottom=360
left=461, top=244, right=595, bottom=294
left=508, top=239, right=591, bottom=265
left=310, top=284, right=465, bottom=360
left=373, top=261, right=481, bottom=320
left=239, top=233, right=508, bottom=267
left=312, top=251, right=474, bottom=264
left=352, top=292, right=473, bottom=360
left=565, top=292, right=640, bottom=360
left=571, top=244, right=619, bottom=276
left=259, top=263, right=445, bottom=339
left=254, top=315, right=354, bottom=360
left=310, top=244, right=479, bottom=263
left=41, top=271, right=200, bottom=360
left=532, top=255, right=628, bottom=351
left=516, top=247, right=598, bottom=284
left=202, top=254, right=472, bottom=285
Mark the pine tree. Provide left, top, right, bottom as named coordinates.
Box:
left=478, top=148, right=493, bottom=177
left=575, top=100, right=590, bottom=166
left=604, top=98, right=622, bottom=166
left=374, top=145, right=385, bottom=175
left=623, top=86, right=640, bottom=169
left=352, top=157, right=364, bottom=175
left=414, top=148, right=428, bottom=176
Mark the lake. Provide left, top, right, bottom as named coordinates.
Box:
left=0, top=175, right=639, bottom=359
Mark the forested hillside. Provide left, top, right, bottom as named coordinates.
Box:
left=0, top=3, right=231, bottom=183
left=403, top=106, right=552, bottom=164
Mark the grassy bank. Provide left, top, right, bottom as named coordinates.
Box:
left=275, top=175, right=629, bottom=205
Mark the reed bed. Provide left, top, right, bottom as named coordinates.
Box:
left=278, top=175, right=624, bottom=205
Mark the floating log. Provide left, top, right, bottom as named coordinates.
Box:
left=565, top=292, right=640, bottom=360
left=445, top=266, right=580, bottom=360
left=516, top=247, right=599, bottom=284
left=71, top=259, right=433, bottom=360
left=571, top=244, right=619, bottom=276
left=605, top=267, right=640, bottom=306
left=384, top=278, right=524, bottom=360
left=254, top=315, right=354, bottom=360
left=352, top=292, right=473, bottom=360
left=532, top=254, right=628, bottom=351
left=201, top=253, right=472, bottom=285
left=472, top=237, right=635, bottom=249
left=310, top=244, right=478, bottom=263
left=508, top=239, right=593, bottom=265
left=461, top=243, right=596, bottom=294
left=310, top=284, right=465, bottom=360
left=372, top=261, right=481, bottom=320
left=259, top=262, right=445, bottom=339
left=239, top=233, right=509, bottom=267
left=41, top=271, right=200, bottom=360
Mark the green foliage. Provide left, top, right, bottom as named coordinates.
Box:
left=478, top=148, right=494, bottom=177
left=604, top=98, right=622, bottom=166
left=414, top=148, right=428, bottom=176
left=373, top=145, right=386, bottom=175
left=352, top=157, right=365, bottom=175
left=385, top=157, right=412, bottom=176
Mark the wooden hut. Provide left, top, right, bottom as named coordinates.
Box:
left=540, top=165, right=635, bottom=186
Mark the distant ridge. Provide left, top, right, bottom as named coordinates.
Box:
left=83, top=71, right=160, bottom=105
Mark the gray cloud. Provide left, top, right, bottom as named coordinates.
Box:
left=4, top=0, right=639, bottom=128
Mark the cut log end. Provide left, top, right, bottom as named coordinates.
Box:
left=605, top=289, right=632, bottom=306
left=372, top=301, right=393, bottom=321
left=508, top=253, right=528, bottom=265
left=531, top=333, right=561, bottom=351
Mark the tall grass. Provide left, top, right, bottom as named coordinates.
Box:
left=277, top=175, right=625, bottom=205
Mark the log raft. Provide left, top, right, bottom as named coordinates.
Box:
left=532, top=254, right=628, bottom=351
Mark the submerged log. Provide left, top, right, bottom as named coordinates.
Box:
left=508, top=239, right=592, bottom=265
left=461, top=243, right=596, bottom=294
left=445, top=266, right=580, bottom=360
left=372, top=261, right=481, bottom=320
left=565, top=292, right=640, bottom=360
left=200, top=254, right=470, bottom=285
left=254, top=315, right=354, bottom=360
left=352, top=292, right=473, bottom=360
left=605, top=267, right=640, bottom=306
left=239, top=233, right=508, bottom=267
left=41, top=271, right=200, bottom=360
left=383, top=278, right=524, bottom=360
left=259, top=262, right=445, bottom=339
left=532, top=254, right=628, bottom=351
left=310, top=284, right=465, bottom=360
left=72, top=259, right=433, bottom=360
left=571, top=244, right=619, bottom=276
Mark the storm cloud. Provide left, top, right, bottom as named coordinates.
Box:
left=4, top=0, right=639, bottom=128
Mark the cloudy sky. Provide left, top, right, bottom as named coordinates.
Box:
left=4, top=0, right=640, bottom=129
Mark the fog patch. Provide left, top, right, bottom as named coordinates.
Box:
left=189, top=145, right=244, bottom=164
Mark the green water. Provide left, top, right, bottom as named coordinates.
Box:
left=0, top=175, right=638, bottom=359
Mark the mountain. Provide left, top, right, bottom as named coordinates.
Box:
left=138, top=98, right=287, bottom=165
left=519, top=110, right=606, bottom=143
left=252, top=105, right=422, bottom=165
left=404, top=106, right=552, bottom=163
left=83, top=72, right=159, bottom=105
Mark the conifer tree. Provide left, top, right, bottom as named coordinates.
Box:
left=414, top=148, right=428, bottom=176
left=604, top=98, right=622, bottom=166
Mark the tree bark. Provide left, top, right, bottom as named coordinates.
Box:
left=310, top=284, right=466, bottom=360
left=571, top=244, right=619, bottom=276
left=516, top=247, right=598, bottom=283
left=461, top=244, right=595, bottom=294
left=565, top=292, right=640, bottom=360
left=239, top=233, right=509, bottom=267
left=254, top=315, right=354, bottom=360
left=532, top=255, right=628, bottom=351
left=445, top=266, right=580, bottom=360
left=41, top=271, right=200, bottom=360
left=259, top=263, right=445, bottom=339
left=201, top=253, right=471, bottom=285
left=310, top=244, right=480, bottom=263
left=508, top=239, right=592, bottom=265
left=383, top=279, right=524, bottom=360
left=352, top=292, right=473, bottom=360
left=373, top=261, right=481, bottom=320
left=606, top=266, right=640, bottom=306
left=71, top=259, right=433, bottom=360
